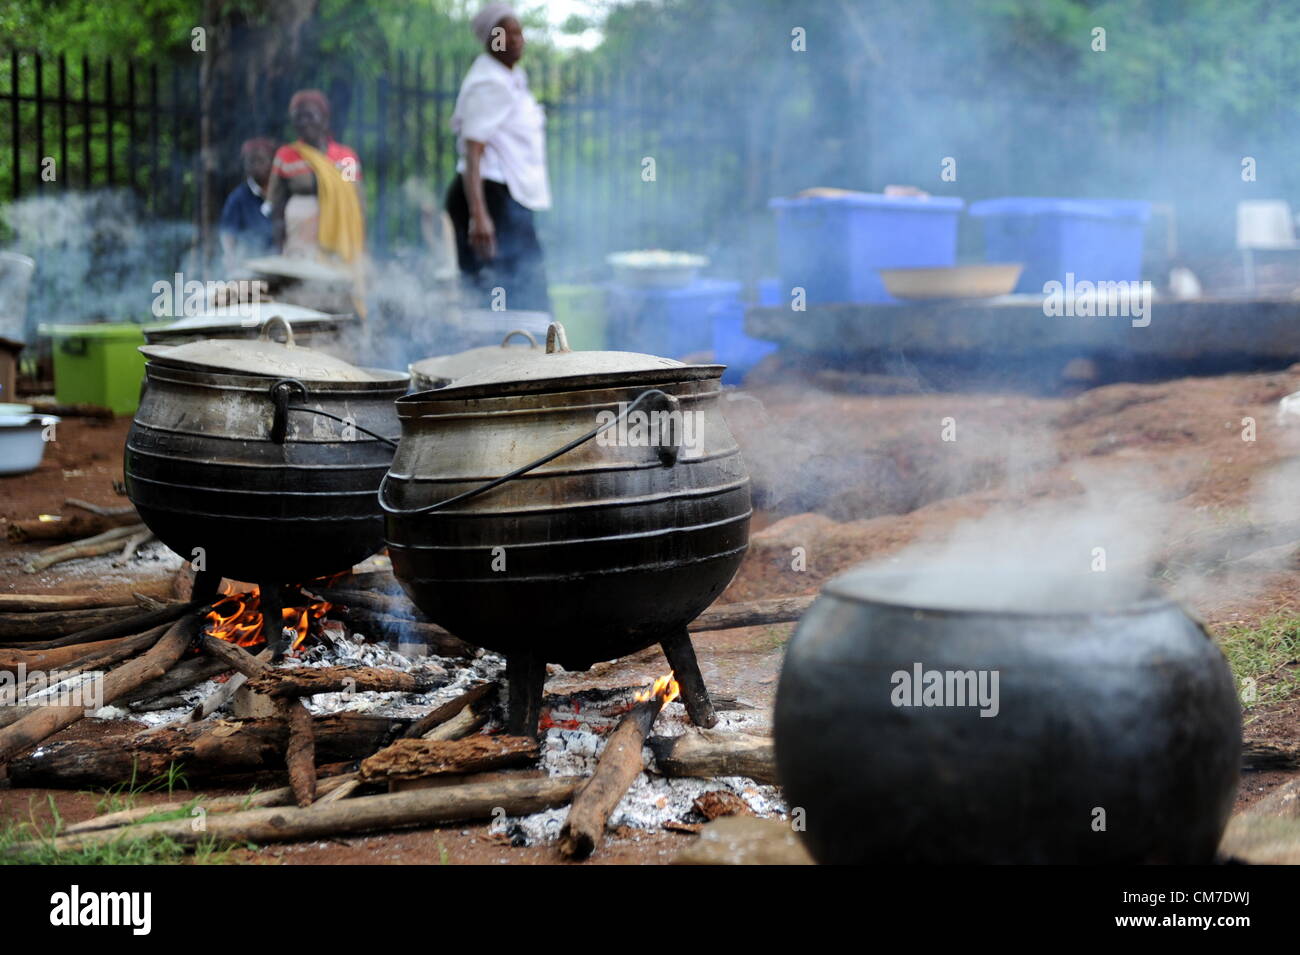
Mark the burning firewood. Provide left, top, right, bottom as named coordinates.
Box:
left=246, top=665, right=444, bottom=698
left=6, top=713, right=410, bottom=787
left=307, top=587, right=423, bottom=620
left=0, top=613, right=202, bottom=765
left=4, top=776, right=582, bottom=856
left=281, top=698, right=317, bottom=806
left=359, top=735, right=539, bottom=782
left=648, top=728, right=776, bottom=785
left=558, top=675, right=678, bottom=861
left=185, top=649, right=273, bottom=723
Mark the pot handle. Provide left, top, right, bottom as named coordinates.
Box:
left=268, top=378, right=399, bottom=448
left=379, top=387, right=682, bottom=516
left=500, top=329, right=538, bottom=349
left=259, top=315, right=295, bottom=346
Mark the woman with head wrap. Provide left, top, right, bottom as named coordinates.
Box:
left=267, top=89, right=366, bottom=266
left=446, top=4, right=552, bottom=313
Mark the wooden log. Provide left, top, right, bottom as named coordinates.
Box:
left=388, top=769, right=544, bottom=793
left=401, top=682, right=496, bottom=739
left=186, top=648, right=273, bottom=722
left=558, top=696, right=665, bottom=860
left=116, top=529, right=154, bottom=563
left=0, top=591, right=163, bottom=613
left=0, top=605, right=147, bottom=642
left=19, top=601, right=200, bottom=652
left=690, top=595, right=815, bottom=632
left=647, top=728, right=777, bottom=784
left=0, top=613, right=201, bottom=764
left=0, top=631, right=160, bottom=675
left=315, top=777, right=362, bottom=804
left=360, top=735, right=539, bottom=782
left=281, top=698, right=317, bottom=807
left=63, top=772, right=359, bottom=834
left=199, top=633, right=271, bottom=678
left=5, top=776, right=582, bottom=855
left=1244, top=739, right=1300, bottom=771
left=334, top=608, right=476, bottom=658
left=25, top=523, right=149, bottom=572
left=424, top=703, right=488, bottom=741
left=246, top=665, right=444, bottom=698
left=117, top=656, right=232, bottom=706
left=308, top=587, right=423, bottom=620
left=65, top=498, right=137, bottom=517
left=7, top=713, right=409, bottom=787
left=6, top=511, right=136, bottom=544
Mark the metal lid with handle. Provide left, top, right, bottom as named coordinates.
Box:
left=435, top=321, right=718, bottom=395
left=139, top=316, right=386, bottom=382
left=408, top=328, right=541, bottom=389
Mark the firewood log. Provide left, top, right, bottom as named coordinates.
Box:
left=359, top=735, right=539, bottom=782
left=7, top=713, right=409, bottom=787
left=20, top=601, right=201, bottom=651
left=281, top=698, right=317, bottom=807
left=0, top=613, right=201, bottom=764
left=0, top=605, right=150, bottom=642
left=690, top=595, right=815, bottom=632
left=24, top=523, right=149, bottom=572
left=6, top=510, right=136, bottom=543
left=401, top=682, right=496, bottom=739
left=5, top=776, right=581, bottom=855
left=559, top=696, right=666, bottom=860
left=308, top=587, right=423, bottom=620
left=0, top=590, right=166, bottom=613
left=246, top=665, right=444, bottom=698
left=0, top=630, right=159, bottom=675
left=647, top=729, right=777, bottom=784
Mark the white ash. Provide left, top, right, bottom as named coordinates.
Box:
left=20, top=540, right=183, bottom=588
left=496, top=698, right=784, bottom=847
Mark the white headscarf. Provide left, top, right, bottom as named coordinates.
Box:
left=471, top=3, right=516, bottom=45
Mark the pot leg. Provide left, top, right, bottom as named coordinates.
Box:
left=505, top=652, right=547, bottom=738
left=190, top=569, right=223, bottom=604
left=260, top=582, right=287, bottom=660
left=660, top=630, right=717, bottom=728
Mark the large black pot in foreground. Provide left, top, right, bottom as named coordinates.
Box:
left=774, top=571, right=1241, bottom=864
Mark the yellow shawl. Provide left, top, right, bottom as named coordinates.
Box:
left=294, top=141, right=365, bottom=263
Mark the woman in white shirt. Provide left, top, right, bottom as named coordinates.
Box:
left=446, top=4, right=552, bottom=313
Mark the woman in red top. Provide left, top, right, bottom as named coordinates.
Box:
left=267, top=89, right=366, bottom=263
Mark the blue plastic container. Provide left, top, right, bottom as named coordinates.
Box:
left=769, top=194, right=964, bottom=304
left=968, top=198, right=1151, bottom=294
left=713, top=299, right=779, bottom=385
left=604, top=279, right=741, bottom=359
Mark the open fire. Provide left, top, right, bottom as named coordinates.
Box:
left=205, top=587, right=334, bottom=650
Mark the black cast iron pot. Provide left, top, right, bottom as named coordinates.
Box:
left=125, top=318, right=407, bottom=583
left=774, top=570, right=1241, bottom=864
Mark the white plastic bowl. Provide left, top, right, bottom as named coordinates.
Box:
left=0, top=413, right=59, bottom=475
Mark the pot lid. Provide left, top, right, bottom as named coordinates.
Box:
left=439, top=322, right=711, bottom=394
left=159, top=303, right=339, bottom=332
left=242, top=255, right=352, bottom=284
left=409, top=329, right=542, bottom=386
left=139, top=316, right=383, bottom=382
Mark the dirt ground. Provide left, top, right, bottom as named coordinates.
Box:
left=3, top=366, right=1299, bottom=863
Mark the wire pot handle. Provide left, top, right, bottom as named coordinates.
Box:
left=379, top=387, right=681, bottom=517
left=267, top=378, right=399, bottom=447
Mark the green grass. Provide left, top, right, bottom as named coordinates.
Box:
left=0, top=763, right=245, bottom=865
left=1217, top=614, right=1300, bottom=711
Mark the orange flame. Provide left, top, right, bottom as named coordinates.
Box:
left=635, top=673, right=681, bottom=705
left=204, top=586, right=333, bottom=651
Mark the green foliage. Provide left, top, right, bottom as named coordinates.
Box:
left=1217, top=614, right=1300, bottom=711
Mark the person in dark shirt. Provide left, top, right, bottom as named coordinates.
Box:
left=219, top=138, right=277, bottom=267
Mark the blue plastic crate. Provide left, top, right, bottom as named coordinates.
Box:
left=968, top=198, right=1151, bottom=294
left=769, top=194, right=964, bottom=304
left=713, top=299, right=779, bottom=385
left=604, top=279, right=741, bottom=359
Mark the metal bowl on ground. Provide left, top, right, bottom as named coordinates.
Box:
left=408, top=329, right=540, bottom=391
left=125, top=317, right=407, bottom=583
left=773, top=568, right=1242, bottom=864
left=383, top=323, right=752, bottom=732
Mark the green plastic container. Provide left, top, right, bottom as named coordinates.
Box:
left=40, top=323, right=150, bottom=415
left=549, top=284, right=606, bottom=351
